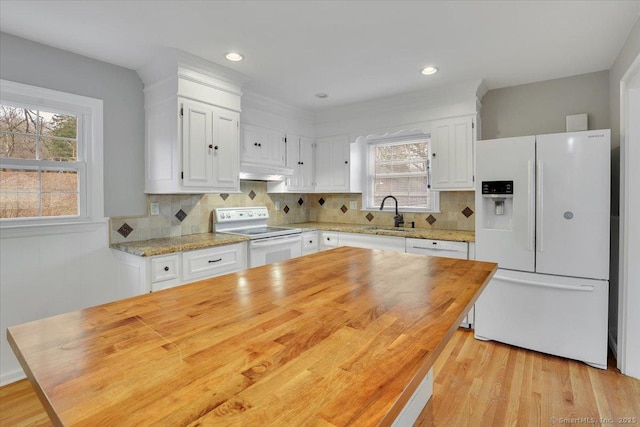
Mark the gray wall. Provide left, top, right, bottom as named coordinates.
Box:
left=0, top=32, right=145, bottom=217
left=481, top=70, right=610, bottom=140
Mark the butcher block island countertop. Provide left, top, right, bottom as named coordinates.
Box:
left=8, top=247, right=496, bottom=426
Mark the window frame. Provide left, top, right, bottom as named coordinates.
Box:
left=362, top=132, right=440, bottom=213
left=0, top=80, right=104, bottom=229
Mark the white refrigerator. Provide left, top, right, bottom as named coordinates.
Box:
left=474, top=130, right=610, bottom=369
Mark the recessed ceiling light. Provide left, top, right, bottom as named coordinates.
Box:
left=225, top=52, right=243, bottom=62
left=315, top=93, right=328, bottom=99
left=421, top=66, right=439, bottom=75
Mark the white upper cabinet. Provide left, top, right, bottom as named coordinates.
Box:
left=181, top=100, right=214, bottom=188
left=211, top=108, right=240, bottom=190
left=181, top=99, right=239, bottom=191
left=287, top=135, right=314, bottom=191
left=266, top=134, right=315, bottom=193
left=139, top=53, right=243, bottom=194
left=430, top=115, right=475, bottom=191
left=314, top=135, right=351, bottom=192
left=240, top=123, right=286, bottom=167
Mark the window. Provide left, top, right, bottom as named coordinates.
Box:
left=0, top=80, right=103, bottom=226
left=364, top=136, right=439, bottom=212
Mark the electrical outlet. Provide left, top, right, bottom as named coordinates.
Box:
left=150, top=202, right=160, bottom=216
left=275, top=201, right=281, bottom=210
left=349, top=200, right=357, bottom=210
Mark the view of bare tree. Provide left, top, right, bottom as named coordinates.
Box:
left=0, top=104, right=79, bottom=218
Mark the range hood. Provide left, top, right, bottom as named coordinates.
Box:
left=239, top=163, right=293, bottom=181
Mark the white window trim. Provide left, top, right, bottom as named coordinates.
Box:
left=361, top=129, right=440, bottom=213
left=0, top=79, right=104, bottom=231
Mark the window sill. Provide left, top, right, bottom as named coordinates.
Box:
left=360, top=207, right=442, bottom=214
left=0, top=219, right=108, bottom=239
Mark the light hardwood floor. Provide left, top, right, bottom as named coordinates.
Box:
left=2, top=329, right=639, bottom=426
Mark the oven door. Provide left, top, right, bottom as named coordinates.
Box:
left=248, top=234, right=302, bottom=268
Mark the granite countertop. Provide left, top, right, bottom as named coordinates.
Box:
left=293, top=222, right=475, bottom=242
left=111, top=222, right=474, bottom=257
left=110, top=233, right=250, bottom=257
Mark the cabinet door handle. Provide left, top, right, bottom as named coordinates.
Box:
left=164, top=266, right=169, bottom=271
left=208, top=258, right=223, bottom=263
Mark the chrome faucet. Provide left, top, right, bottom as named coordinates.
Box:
left=379, top=195, right=404, bottom=228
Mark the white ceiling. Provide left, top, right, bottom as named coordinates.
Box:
left=1, top=1, right=639, bottom=111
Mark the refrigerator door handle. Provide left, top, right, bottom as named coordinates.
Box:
left=537, top=159, right=544, bottom=252
left=527, top=160, right=535, bottom=251
left=493, top=275, right=594, bottom=292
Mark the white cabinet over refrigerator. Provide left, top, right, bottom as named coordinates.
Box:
left=474, top=130, right=610, bottom=369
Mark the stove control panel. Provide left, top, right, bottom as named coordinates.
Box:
left=215, top=207, right=270, bottom=223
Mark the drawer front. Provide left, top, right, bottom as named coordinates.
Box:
left=302, top=231, right=319, bottom=253
left=406, top=238, right=468, bottom=259
left=183, top=243, right=245, bottom=283
left=321, top=232, right=339, bottom=248
left=151, top=255, right=180, bottom=283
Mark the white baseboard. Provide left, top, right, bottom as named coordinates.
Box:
left=0, top=368, right=26, bottom=387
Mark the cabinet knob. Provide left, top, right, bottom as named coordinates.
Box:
left=432, top=153, right=436, bottom=157
left=214, top=145, right=219, bottom=150
left=345, top=161, right=348, bottom=164
left=164, top=266, right=169, bottom=272
left=209, top=144, right=213, bottom=149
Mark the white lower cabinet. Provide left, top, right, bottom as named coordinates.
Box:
left=406, top=238, right=474, bottom=328
left=320, top=232, right=339, bottom=251
left=405, top=238, right=468, bottom=259
left=112, top=242, right=247, bottom=294
left=301, top=231, right=319, bottom=256
left=150, top=254, right=182, bottom=291
left=338, top=232, right=405, bottom=252
left=182, top=243, right=246, bottom=284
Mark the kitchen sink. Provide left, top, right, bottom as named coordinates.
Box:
left=362, top=226, right=409, bottom=232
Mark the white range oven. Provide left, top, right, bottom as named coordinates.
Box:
left=214, top=207, right=302, bottom=268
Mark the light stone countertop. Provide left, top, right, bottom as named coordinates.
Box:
left=110, top=233, right=250, bottom=257
left=110, top=222, right=474, bottom=257
left=293, top=222, right=475, bottom=242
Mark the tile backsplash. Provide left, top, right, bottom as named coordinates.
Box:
left=309, top=191, right=475, bottom=231
left=109, top=182, right=475, bottom=244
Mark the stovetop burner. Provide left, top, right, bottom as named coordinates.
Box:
left=213, top=207, right=301, bottom=239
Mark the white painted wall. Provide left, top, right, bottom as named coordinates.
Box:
left=610, top=17, right=640, bottom=379
left=619, top=82, right=640, bottom=379
left=314, top=79, right=484, bottom=142
left=242, top=90, right=316, bottom=137
left=610, top=19, right=640, bottom=149
left=0, top=224, right=128, bottom=385
left=0, top=32, right=146, bottom=217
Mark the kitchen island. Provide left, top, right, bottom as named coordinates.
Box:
left=8, top=247, right=496, bottom=426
